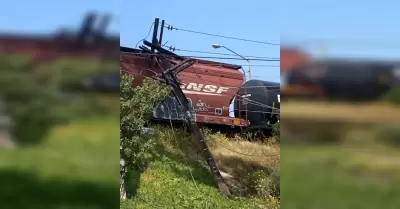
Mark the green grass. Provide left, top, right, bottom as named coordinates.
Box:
left=121, top=144, right=279, bottom=209
left=281, top=145, right=400, bottom=209
left=0, top=115, right=120, bottom=209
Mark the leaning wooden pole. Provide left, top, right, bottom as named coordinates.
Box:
left=159, top=59, right=231, bottom=197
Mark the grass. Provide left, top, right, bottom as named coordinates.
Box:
left=210, top=134, right=280, bottom=186
left=281, top=99, right=400, bottom=209
left=121, top=129, right=280, bottom=209
left=0, top=115, right=120, bottom=209
left=282, top=144, right=400, bottom=209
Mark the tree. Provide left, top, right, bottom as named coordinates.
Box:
left=119, top=74, right=170, bottom=199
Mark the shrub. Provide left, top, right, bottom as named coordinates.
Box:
left=119, top=74, right=170, bottom=199
left=120, top=74, right=170, bottom=171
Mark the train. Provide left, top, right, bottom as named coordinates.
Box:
left=281, top=47, right=400, bottom=101
left=119, top=42, right=280, bottom=135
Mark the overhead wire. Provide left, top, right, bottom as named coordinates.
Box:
left=164, top=46, right=280, bottom=60
left=121, top=51, right=280, bottom=62
left=135, top=22, right=155, bottom=48
left=281, top=36, right=400, bottom=48
left=190, top=63, right=280, bottom=68
left=164, top=23, right=280, bottom=46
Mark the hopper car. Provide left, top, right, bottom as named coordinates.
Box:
left=120, top=42, right=280, bottom=135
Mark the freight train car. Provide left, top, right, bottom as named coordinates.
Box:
left=283, top=59, right=400, bottom=101
left=235, top=79, right=280, bottom=130
left=152, top=58, right=249, bottom=128
left=120, top=43, right=279, bottom=134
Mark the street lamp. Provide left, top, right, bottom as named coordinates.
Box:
left=211, top=44, right=251, bottom=80
left=211, top=44, right=222, bottom=49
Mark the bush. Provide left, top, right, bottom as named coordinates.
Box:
left=119, top=74, right=171, bottom=199
left=120, top=74, right=170, bottom=171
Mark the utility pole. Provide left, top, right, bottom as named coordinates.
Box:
left=159, top=20, right=165, bottom=46
left=160, top=59, right=232, bottom=197
left=151, top=18, right=160, bottom=52
left=142, top=24, right=231, bottom=197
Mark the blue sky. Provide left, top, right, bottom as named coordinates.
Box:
left=281, top=0, right=400, bottom=60
left=2, top=0, right=399, bottom=80
left=120, top=0, right=280, bottom=82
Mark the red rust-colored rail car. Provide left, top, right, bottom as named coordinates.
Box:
left=280, top=47, right=323, bottom=98
left=120, top=49, right=249, bottom=128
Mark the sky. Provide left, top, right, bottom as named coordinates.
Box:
left=1, top=0, right=399, bottom=80
left=120, top=0, right=280, bottom=82
left=281, top=0, right=400, bottom=60
left=0, top=0, right=119, bottom=35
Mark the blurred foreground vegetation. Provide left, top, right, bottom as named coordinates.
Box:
left=0, top=53, right=118, bottom=145
left=281, top=118, right=400, bottom=209
left=0, top=116, right=120, bottom=209
left=0, top=54, right=119, bottom=209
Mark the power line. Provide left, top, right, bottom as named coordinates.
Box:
left=165, top=23, right=280, bottom=46
left=185, top=56, right=278, bottom=62
left=121, top=51, right=280, bottom=62
left=192, top=63, right=280, bottom=67
left=282, top=36, right=400, bottom=49
left=135, top=22, right=154, bottom=48
left=164, top=45, right=280, bottom=60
